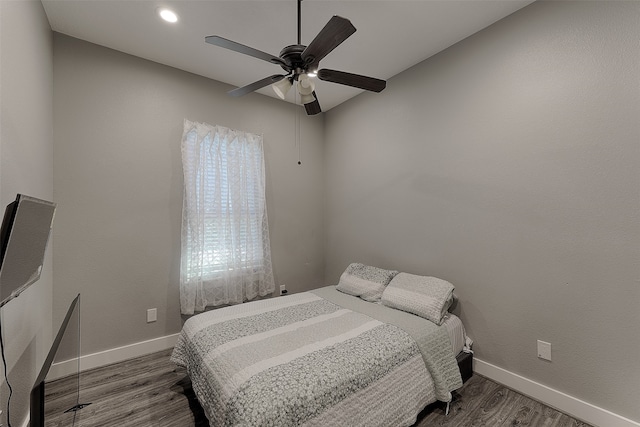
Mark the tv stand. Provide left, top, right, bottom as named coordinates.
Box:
left=64, top=402, right=92, bottom=413
left=30, top=294, right=91, bottom=426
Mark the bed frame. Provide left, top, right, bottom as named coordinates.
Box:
left=456, top=351, right=473, bottom=384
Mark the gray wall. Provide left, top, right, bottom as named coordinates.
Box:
left=325, top=0, right=639, bottom=422
left=53, top=34, right=325, bottom=355
left=0, top=1, right=54, bottom=425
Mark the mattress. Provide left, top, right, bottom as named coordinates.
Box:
left=441, top=312, right=468, bottom=356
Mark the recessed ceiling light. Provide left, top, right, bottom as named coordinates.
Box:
left=158, top=8, right=178, bottom=23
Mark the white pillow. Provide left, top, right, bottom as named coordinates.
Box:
left=381, top=273, right=454, bottom=325
left=336, top=263, right=398, bottom=302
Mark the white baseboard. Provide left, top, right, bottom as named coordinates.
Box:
left=48, top=333, right=179, bottom=381
left=474, top=358, right=640, bottom=427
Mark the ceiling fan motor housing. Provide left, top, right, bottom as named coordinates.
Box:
left=278, top=44, right=312, bottom=76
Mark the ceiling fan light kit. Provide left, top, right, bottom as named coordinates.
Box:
left=205, top=0, right=386, bottom=115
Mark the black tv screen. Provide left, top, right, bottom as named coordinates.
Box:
left=0, top=194, right=56, bottom=307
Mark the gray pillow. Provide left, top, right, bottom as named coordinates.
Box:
left=336, top=263, right=398, bottom=302
left=381, top=272, right=454, bottom=325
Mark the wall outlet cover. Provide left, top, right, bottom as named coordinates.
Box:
left=147, top=308, right=157, bottom=323
left=537, top=340, right=552, bottom=361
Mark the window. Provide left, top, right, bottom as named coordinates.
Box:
left=180, top=120, right=274, bottom=314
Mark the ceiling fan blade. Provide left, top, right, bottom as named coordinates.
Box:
left=317, top=69, right=386, bottom=93
left=301, top=16, right=356, bottom=70
left=228, top=75, right=287, bottom=97
left=205, top=36, right=287, bottom=68
left=304, top=92, right=322, bottom=115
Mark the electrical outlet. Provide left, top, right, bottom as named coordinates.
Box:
left=537, top=340, right=552, bottom=361
left=280, top=284, right=287, bottom=296
left=147, top=308, right=157, bottom=323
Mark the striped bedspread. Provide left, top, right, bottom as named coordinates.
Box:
left=171, top=286, right=463, bottom=426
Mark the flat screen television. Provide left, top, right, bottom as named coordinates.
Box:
left=0, top=194, right=56, bottom=307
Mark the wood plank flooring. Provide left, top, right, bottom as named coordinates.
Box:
left=415, top=376, right=591, bottom=427
left=43, top=349, right=592, bottom=427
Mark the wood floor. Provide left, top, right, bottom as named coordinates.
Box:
left=43, top=349, right=591, bottom=427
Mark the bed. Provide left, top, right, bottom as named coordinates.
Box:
left=172, top=267, right=472, bottom=427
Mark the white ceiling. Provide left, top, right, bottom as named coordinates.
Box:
left=41, top=0, right=535, bottom=112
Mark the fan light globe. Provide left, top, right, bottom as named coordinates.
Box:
left=299, top=92, right=316, bottom=104
left=297, top=75, right=315, bottom=104
left=297, top=75, right=314, bottom=95
left=272, top=78, right=292, bottom=99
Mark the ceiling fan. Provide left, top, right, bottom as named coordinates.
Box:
left=205, top=0, right=386, bottom=115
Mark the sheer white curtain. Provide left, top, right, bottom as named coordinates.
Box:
left=180, top=120, right=275, bottom=315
